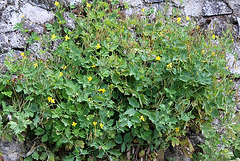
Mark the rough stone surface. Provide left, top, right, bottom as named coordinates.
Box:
left=124, top=0, right=143, bottom=7
left=0, top=138, right=25, bottom=161
left=144, top=0, right=165, bottom=3
left=225, top=0, right=240, bottom=16
left=10, top=33, right=25, bottom=49
left=226, top=46, right=240, bottom=75
left=184, top=0, right=203, bottom=17
left=238, top=17, right=240, bottom=37
left=202, top=0, right=233, bottom=17
left=0, top=0, right=240, bottom=160
left=21, top=3, right=54, bottom=24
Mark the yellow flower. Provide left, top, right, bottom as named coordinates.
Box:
left=33, top=63, right=38, bottom=68
left=153, top=81, right=155, bottom=84
left=141, top=8, right=145, bottom=12
left=93, top=121, right=97, bottom=126
left=96, top=43, right=101, bottom=49
left=140, top=116, right=145, bottom=121
left=47, top=97, right=55, bottom=103
left=52, top=34, right=56, bottom=40
left=65, top=35, right=70, bottom=41
left=108, top=84, right=114, bottom=88
left=86, top=3, right=91, bottom=8
left=21, top=52, right=25, bottom=57
left=100, top=123, right=104, bottom=129
left=212, top=52, right=215, bottom=56
left=51, top=98, right=55, bottom=103
left=156, top=56, right=161, bottom=61
left=201, top=50, right=204, bottom=54
left=21, top=15, right=25, bottom=18
left=92, top=64, right=96, bottom=68
left=167, top=63, right=172, bottom=68
left=98, top=88, right=106, bottom=93
left=62, top=65, right=67, bottom=70
left=72, top=122, right=77, bottom=127
left=175, top=127, right=180, bottom=132
left=59, top=72, right=63, bottom=77
left=225, top=66, right=228, bottom=69
left=55, top=1, right=59, bottom=6
left=88, top=76, right=92, bottom=82
left=212, top=35, right=216, bottom=39
left=47, top=97, right=52, bottom=102
left=177, top=17, right=181, bottom=23
left=232, top=39, right=234, bottom=42
left=186, top=16, right=190, bottom=21
left=230, top=80, right=233, bottom=82
left=196, top=25, right=200, bottom=30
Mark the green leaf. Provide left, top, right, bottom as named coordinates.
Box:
left=105, top=140, right=116, bottom=150
left=128, top=97, right=140, bottom=108
left=115, top=134, right=123, bottom=144
left=47, top=152, right=55, bottom=161
left=211, top=108, right=219, bottom=118
left=109, top=149, right=121, bottom=156
left=40, top=152, right=47, bottom=160
left=32, top=151, right=39, bottom=160
left=139, top=150, right=145, bottom=157
left=45, top=23, right=53, bottom=30
left=124, top=108, right=136, bottom=116
left=64, top=155, right=74, bottom=161
left=171, top=137, right=180, bottom=147
left=16, top=85, right=23, bottom=92
left=34, top=127, right=45, bottom=135
left=93, top=96, right=105, bottom=102
left=100, top=68, right=110, bottom=78
left=1, top=91, right=12, bottom=97
left=111, top=73, right=121, bottom=85
left=75, top=140, right=85, bottom=148
left=124, top=132, right=132, bottom=143
left=42, top=134, right=48, bottom=142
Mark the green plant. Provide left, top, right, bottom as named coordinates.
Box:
left=0, top=0, right=239, bottom=160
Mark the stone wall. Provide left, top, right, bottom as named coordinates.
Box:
left=0, top=0, right=239, bottom=160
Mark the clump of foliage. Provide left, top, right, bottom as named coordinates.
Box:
left=0, top=0, right=239, bottom=160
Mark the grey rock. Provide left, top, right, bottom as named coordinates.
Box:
left=202, top=0, right=233, bottom=17
left=0, top=33, right=9, bottom=53
left=184, top=0, right=203, bottom=17
left=64, top=12, right=76, bottom=30
left=207, top=17, right=238, bottom=39
left=10, top=33, right=25, bottom=49
left=1, top=5, right=20, bottom=32
left=0, top=0, right=7, bottom=11
left=0, top=137, right=25, bottom=161
left=124, top=0, right=143, bottom=7
left=226, top=52, right=240, bottom=75
left=27, top=0, right=55, bottom=10
left=238, top=17, right=240, bottom=37
left=225, top=0, right=240, bottom=16
left=165, top=146, right=192, bottom=161
left=21, top=3, right=54, bottom=24
left=69, top=0, right=82, bottom=5
left=27, top=0, right=76, bottom=10
left=144, top=0, right=165, bottom=3
left=7, top=0, right=15, bottom=5
left=23, top=20, right=45, bottom=34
